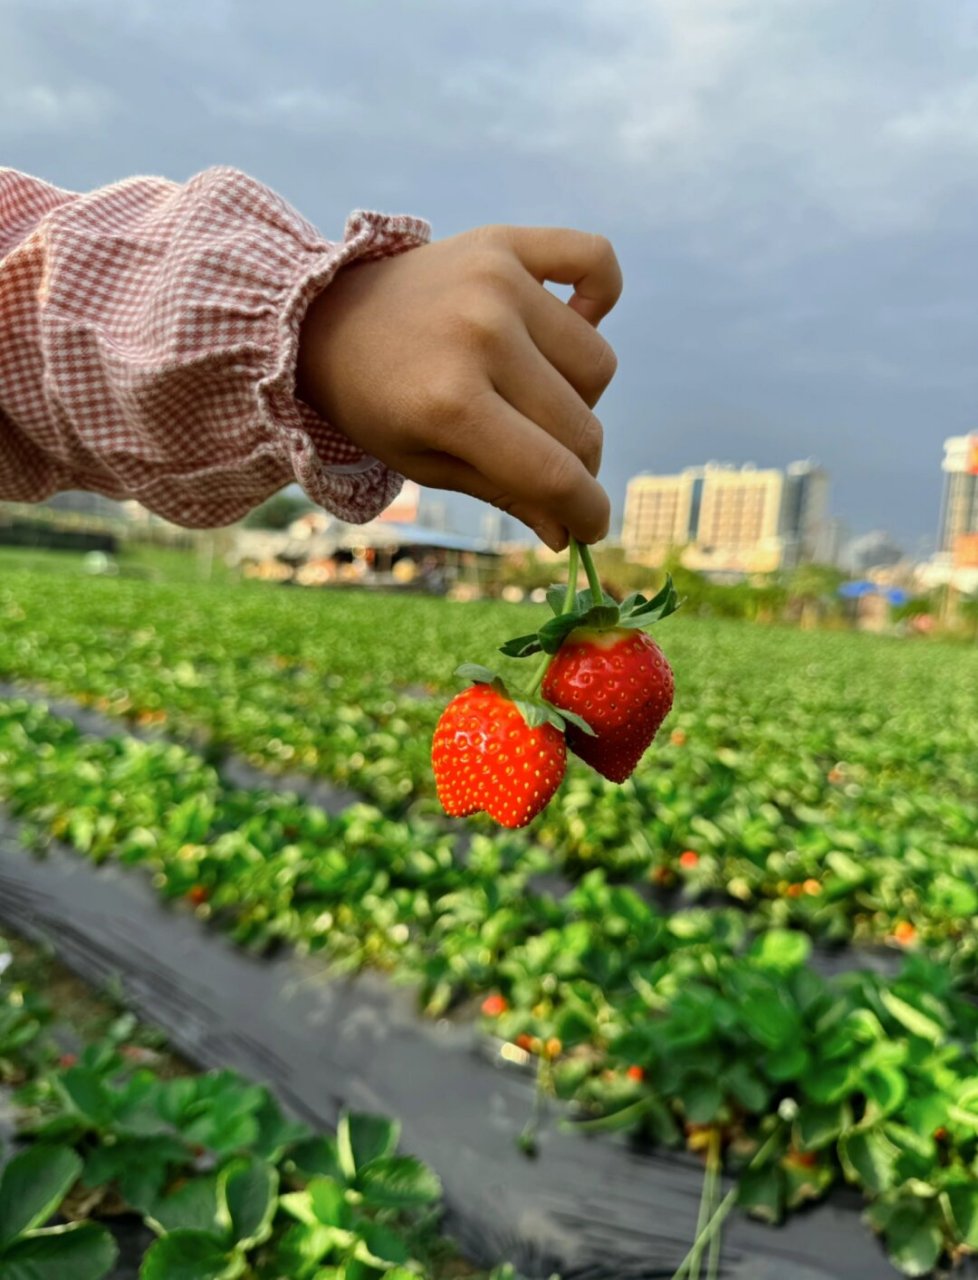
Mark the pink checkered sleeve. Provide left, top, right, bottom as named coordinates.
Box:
left=0, top=166, right=430, bottom=526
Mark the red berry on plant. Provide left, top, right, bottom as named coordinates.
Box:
left=627, top=1065, right=645, bottom=1082
left=481, top=993, right=508, bottom=1018
left=678, top=850, right=700, bottom=869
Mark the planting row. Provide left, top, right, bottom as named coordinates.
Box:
left=0, top=930, right=526, bottom=1280
left=1, top=573, right=976, bottom=884
left=2, top=680, right=976, bottom=964
left=3, top=698, right=978, bottom=1273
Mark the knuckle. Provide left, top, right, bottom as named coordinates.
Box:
left=447, top=298, right=508, bottom=352
left=470, top=247, right=520, bottom=294
left=541, top=449, right=585, bottom=505
left=588, top=231, right=618, bottom=268
left=592, top=336, right=618, bottom=388
left=421, top=370, right=471, bottom=430
left=578, top=414, right=604, bottom=476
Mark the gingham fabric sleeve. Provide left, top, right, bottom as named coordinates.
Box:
left=0, top=166, right=430, bottom=526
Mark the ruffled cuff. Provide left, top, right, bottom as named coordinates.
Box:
left=259, top=207, right=431, bottom=523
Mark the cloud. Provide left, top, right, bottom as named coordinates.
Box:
left=0, top=83, right=114, bottom=134
left=202, top=87, right=363, bottom=132
left=425, top=0, right=978, bottom=252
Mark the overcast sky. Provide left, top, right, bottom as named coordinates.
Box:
left=5, top=0, right=978, bottom=552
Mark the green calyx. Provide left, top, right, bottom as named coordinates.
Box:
left=453, top=664, right=595, bottom=737
left=499, top=575, right=680, bottom=660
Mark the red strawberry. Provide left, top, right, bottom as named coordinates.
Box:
left=432, top=683, right=565, bottom=828
left=542, top=627, right=674, bottom=782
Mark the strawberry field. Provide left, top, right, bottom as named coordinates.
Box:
left=1, top=562, right=977, bottom=1278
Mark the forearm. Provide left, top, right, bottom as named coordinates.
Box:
left=0, top=166, right=429, bottom=527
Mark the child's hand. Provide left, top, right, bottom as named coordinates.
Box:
left=297, top=225, right=621, bottom=550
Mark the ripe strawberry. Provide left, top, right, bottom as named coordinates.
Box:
left=432, top=682, right=566, bottom=828
left=542, top=627, right=674, bottom=782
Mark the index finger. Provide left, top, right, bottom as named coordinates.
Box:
left=505, top=226, right=623, bottom=326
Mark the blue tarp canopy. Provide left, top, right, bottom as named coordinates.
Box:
left=838, top=581, right=910, bottom=605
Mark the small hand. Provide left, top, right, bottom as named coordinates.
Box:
left=297, top=224, right=622, bottom=550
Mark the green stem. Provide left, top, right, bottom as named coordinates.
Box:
left=688, top=1129, right=718, bottom=1280
left=577, top=540, right=603, bottom=602
left=563, top=539, right=581, bottom=613
left=526, top=540, right=581, bottom=697
left=670, top=1122, right=785, bottom=1280
left=707, top=1130, right=722, bottom=1280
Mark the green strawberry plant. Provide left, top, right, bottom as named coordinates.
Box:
left=0, top=1144, right=117, bottom=1279
left=0, top=934, right=510, bottom=1280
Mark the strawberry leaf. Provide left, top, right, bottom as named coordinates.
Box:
left=455, top=663, right=497, bottom=685
left=512, top=699, right=550, bottom=730
left=546, top=585, right=568, bottom=616
left=542, top=703, right=596, bottom=737
left=498, top=634, right=543, bottom=658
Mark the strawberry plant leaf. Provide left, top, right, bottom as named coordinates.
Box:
left=354, top=1222, right=412, bottom=1266
left=286, top=1137, right=342, bottom=1182
left=251, top=1093, right=309, bottom=1162
left=58, top=1067, right=114, bottom=1129
left=749, top=929, right=812, bottom=973
left=878, top=992, right=944, bottom=1044
left=0, top=1221, right=117, bottom=1280
left=0, top=1145, right=82, bottom=1245
left=737, top=1163, right=784, bottom=1224
left=537, top=615, right=587, bottom=654
left=337, top=1113, right=399, bottom=1181
left=308, top=1177, right=351, bottom=1228
left=268, top=1221, right=336, bottom=1273
left=455, top=662, right=498, bottom=684
left=541, top=702, right=596, bottom=737
left=498, top=634, right=543, bottom=658
left=357, top=1155, right=442, bottom=1208
left=880, top=1201, right=943, bottom=1278
left=946, top=1181, right=978, bottom=1248
left=220, top=1157, right=278, bottom=1250
left=839, top=1127, right=899, bottom=1194
left=138, top=1229, right=243, bottom=1280
left=795, top=1102, right=851, bottom=1151
left=512, top=699, right=550, bottom=730
left=145, top=1174, right=223, bottom=1237
left=546, top=585, right=567, bottom=616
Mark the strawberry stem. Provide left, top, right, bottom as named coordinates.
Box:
left=669, top=1121, right=786, bottom=1280
left=526, top=539, right=581, bottom=696
left=577, top=539, right=604, bottom=603
left=563, top=539, right=581, bottom=614
left=526, top=650, right=550, bottom=696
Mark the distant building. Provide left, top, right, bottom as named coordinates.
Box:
left=781, top=460, right=830, bottom=566
left=694, top=463, right=784, bottom=571
left=937, top=434, right=978, bottom=567
left=622, top=469, right=702, bottom=560
left=623, top=458, right=830, bottom=573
